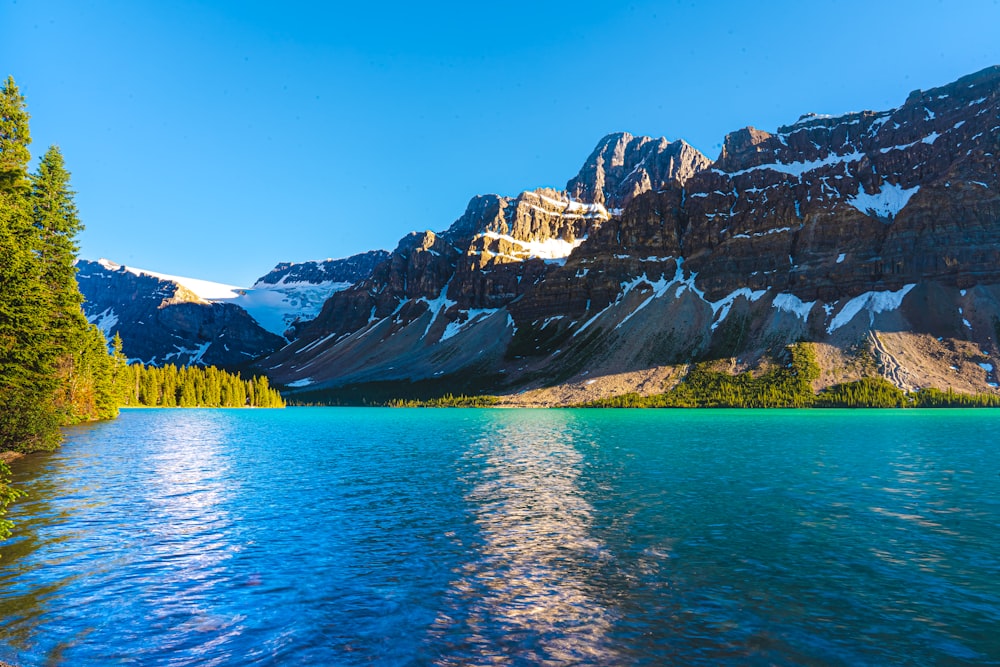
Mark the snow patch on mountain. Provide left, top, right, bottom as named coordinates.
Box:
left=98, top=259, right=243, bottom=300
left=95, top=258, right=354, bottom=337
left=772, top=293, right=815, bottom=321
left=479, top=231, right=585, bottom=264
left=88, top=307, right=120, bottom=337
left=230, top=282, right=354, bottom=337
left=847, top=183, right=920, bottom=218
left=827, top=284, right=916, bottom=333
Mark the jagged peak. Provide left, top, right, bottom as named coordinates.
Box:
left=440, top=193, right=511, bottom=243
left=394, top=229, right=458, bottom=257
left=568, top=132, right=710, bottom=208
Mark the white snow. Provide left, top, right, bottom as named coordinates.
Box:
left=230, top=281, right=354, bottom=336
left=963, top=319, right=973, bottom=329
left=296, top=332, right=338, bottom=355
left=439, top=308, right=501, bottom=342
left=608, top=260, right=766, bottom=332
left=522, top=191, right=610, bottom=219
left=978, top=363, right=994, bottom=373
left=847, top=183, right=920, bottom=218
left=826, top=284, right=916, bottom=333
left=772, top=293, right=816, bottom=321
left=731, top=227, right=791, bottom=239
left=286, top=378, right=314, bottom=388
left=785, top=113, right=834, bottom=129
left=836, top=253, right=846, bottom=263
left=479, top=231, right=585, bottom=263
left=98, top=258, right=244, bottom=300
left=716, top=151, right=864, bottom=178
left=165, top=341, right=211, bottom=365
left=614, top=273, right=681, bottom=329
left=87, top=307, right=119, bottom=337
left=580, top=261, right=689, bottom=335
left=709, top=287, right=768, bottom=330
left=95, top=258, right=353, bottom=337
left=417, top=283, right=457, bottom=339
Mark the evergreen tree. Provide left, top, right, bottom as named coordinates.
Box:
left=0, top=76, right=60, bottom=451
left=0, top=76, right=31, bottom=194
left=30, top=145, right=115, bottom=423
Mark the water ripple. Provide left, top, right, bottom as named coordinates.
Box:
left=1, top=408, right=999, bottom=665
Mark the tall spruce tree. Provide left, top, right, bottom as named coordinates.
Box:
left=30, top=145, right=118, bottom=422
left=0, top=76, right=60, bottom=451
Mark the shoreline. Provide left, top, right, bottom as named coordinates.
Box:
left=0, top=451, right=25, bottom=465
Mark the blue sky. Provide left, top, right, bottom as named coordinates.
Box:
left=5, top=0, right=1000, bottom=285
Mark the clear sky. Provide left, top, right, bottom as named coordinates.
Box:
left=4, top=0, right=1000, bottom=286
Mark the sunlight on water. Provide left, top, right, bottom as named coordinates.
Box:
left=430, top=413, right=616, bottom=664
left=2, top=408, right=1000, bottom=665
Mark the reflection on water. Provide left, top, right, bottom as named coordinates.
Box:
left=0, top=411, right=241, bottom=665
left=2, top=409, right=1000, bottom=665
left=430, top=413, right=619, bottom=664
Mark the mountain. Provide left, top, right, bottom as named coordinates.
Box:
left=76, top=251, right=387, bottom=367
left=258, top=66, right=1000, bottom=403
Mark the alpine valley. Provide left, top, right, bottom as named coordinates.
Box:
left=79, top=66, right=1000, bottom=405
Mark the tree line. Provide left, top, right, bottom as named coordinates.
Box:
left=0, top=76, right=284, bottom=539
left=580, top=343, right=1000, bottom=409
left=119, top=358, right=284, bottom=408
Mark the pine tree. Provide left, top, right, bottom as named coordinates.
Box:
left=0, top=76, right=60, bottom=451
left=0, top=76, right=31, bottom=194
left=30, top=145, right=109, bottom=422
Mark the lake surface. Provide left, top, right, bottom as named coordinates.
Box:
left=1, top=408, right=999, bottom=665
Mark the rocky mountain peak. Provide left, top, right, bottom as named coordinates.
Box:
left=567, top=132, right=710, bottom=208
left=441, top=194, right=511, bottom=244
left=714, top=126, right=776, bottom=172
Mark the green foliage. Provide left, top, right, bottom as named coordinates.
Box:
left=0, top=76, right=61, bottom=452
left=388, top=393, right=499, bottom=407
left=0, top=460, right=24, bottom=545
left=119, top=363, right=285, bottom=408
left=815, top=377, right=906, bottom=408
left=909, top=387, right=1000, bottom=407
left=582, top=343, right=820, bottom=408
left=0, top=77, right=120, bottom=452
left=0, top=76, right=32, bottom=193
left=582, top=343, right=1000, bottom=409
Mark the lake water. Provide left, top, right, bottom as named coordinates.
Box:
left=1, top=408, right=999, bottom=665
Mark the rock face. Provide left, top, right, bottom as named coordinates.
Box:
left=254, top=250, right=389, bottom=286
left=262, top=66, right=1000, bottom=399
left=76, top=251, right=387, bottom=368
left=566, top=132, right=711, bottom=208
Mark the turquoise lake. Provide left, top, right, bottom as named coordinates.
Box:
left=1, top=408, right=999, bottom=665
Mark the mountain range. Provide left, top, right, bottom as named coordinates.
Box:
left=79, top=66, right=1000, bottom=404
